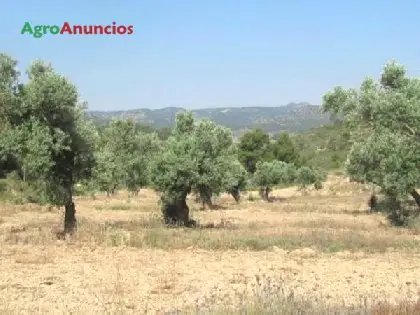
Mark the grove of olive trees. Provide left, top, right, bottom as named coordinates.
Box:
left=1, top=53, right=418, bottom=236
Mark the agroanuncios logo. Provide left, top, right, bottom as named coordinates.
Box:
left=21, top=21, right=134, bottom=38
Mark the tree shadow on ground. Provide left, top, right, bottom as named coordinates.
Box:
left=371, top=197, right=419, bottom=227
left=164, top=218, right=238, bottom=230
left=268, top=196, right=288, bottom=203
left=195, top=220, right=238, bottom=230
left=194, top=203, right=242, bottom=211
left=102, top=218, right=162, bottom=230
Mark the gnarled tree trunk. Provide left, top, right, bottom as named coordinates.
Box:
left=63, top=172, right=76, bottom=234
left=62, top=149, right=77, bottom=235
left=161, top=190, right=194, bottom=227
left=64, top=200, right=76, bottom=234
left=229, top=185, right=240, bottom=203
left=259, top=186, right=271, bottom=201
left=411, top=189, right=420, bottom=209
left=368, top=192, right=377, bottom=213
left=199, top=185, right=213, bottom=210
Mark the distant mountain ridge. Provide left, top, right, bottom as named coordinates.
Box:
left=86, top=102, right=331, bottom=136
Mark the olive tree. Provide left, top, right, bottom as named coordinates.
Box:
left=127, top=131, right=161, bottom=195
left=322, top=60, right=420, bottom=209
left=92, top=119, right=161, bottom=196
left=150, top=112, right=243, bottom=224
left=252, top=160, right=297, bottom=201
left=295, top=166, right=325, bottom=191
left=225, top=160, right=248, bottom=202
left=191, top=118, right=242, bottom=209
left=0, top=56, right=96, bottom=234
left=151, top=129, right=197, bottom=225
left=91, top=146, right=122, bottom=196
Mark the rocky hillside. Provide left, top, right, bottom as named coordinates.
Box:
left=87, top=102, right=331, bottom=135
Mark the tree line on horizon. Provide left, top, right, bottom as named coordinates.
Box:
left=0, top=52, right=419, bottom=234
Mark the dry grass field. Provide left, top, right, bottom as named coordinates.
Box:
left=1, top=175, right=420, bottom=314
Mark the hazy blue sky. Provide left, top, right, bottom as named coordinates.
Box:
left=2, top=1, right=420, bottom=110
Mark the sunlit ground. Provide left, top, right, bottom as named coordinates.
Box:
left=1, top=175, right=420, bottom=314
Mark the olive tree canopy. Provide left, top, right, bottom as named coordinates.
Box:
left=322, top=60, right=420, bottom=207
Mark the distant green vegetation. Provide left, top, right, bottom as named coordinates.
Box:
left=291, top=122, right=352, bottom=171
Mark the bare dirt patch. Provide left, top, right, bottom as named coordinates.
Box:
left=0, top=176, right=419, bottom=313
